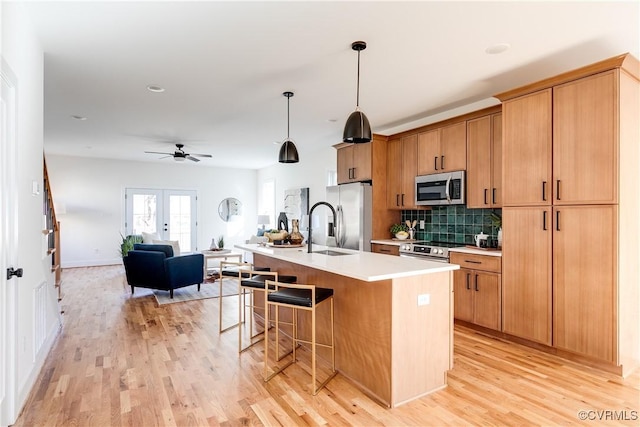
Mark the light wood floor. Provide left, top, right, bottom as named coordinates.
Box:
left=13, top=265, right=640, bottom=426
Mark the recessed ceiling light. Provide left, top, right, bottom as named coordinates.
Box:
left=146, top=84, right=165, bottom=93
left=485, top=43, right=511, bottom=55
left=327, top=119, right=338, bottom=123
left=71, top=115, right=87, bottom=121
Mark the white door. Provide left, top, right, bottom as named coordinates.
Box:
left=125, top=188, right=198, bottom=252
left=1, top=59, right=19, bottom=426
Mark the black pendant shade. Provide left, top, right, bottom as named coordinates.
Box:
left=343, top=41, right=372, bottom=143
left=278, top=139, right=299, bottom=163
left=278, top=91, right=300, bottom=163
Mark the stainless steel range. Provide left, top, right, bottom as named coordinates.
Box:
left=398, top=240, right=461, bottom=263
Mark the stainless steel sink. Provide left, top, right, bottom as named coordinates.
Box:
left=312, top=250, right=351, bottom=256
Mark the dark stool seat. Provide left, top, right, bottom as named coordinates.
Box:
left=267, top=287, right=333, bottom=307
left=222, top=266, right=270, bottom=279
left=241, top=274, right=297, bottom=289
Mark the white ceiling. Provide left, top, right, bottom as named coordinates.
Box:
left=23, top=1, right=639, bottom=169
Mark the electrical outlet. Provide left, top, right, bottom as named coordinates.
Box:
left=417, top=293, right=430, bottom=306
left=419, top=220, right=425, bottom=230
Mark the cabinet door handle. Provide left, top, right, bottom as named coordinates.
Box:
left=556, top=180, right=561, bottom=200
left=542, top=181, right=547, bottom=201
left=543, top=211, right=547, bottom=230
left=465, top=259, right=482, bottom=264
left=401, top=194, right=405, bottom=206
left=441, top=155, right=445, bottom=170
left=556, top=210, right=560, bottom=231
left=379, top=249, right=391, bottom=253
left=352, top=168, right=356, bottom=180
left=434, top=156, right=438, bottom=171
left=466, top=273, right=471, bottom=290
left=396, top=194, right=400, bottom=207
left=474, top=274, right=479, bottom=291
left=484, top=189, right=488, bottom=205
left=492, top=188, right=496, bottom=205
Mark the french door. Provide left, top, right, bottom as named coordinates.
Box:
left=125, top=188, right=198, bottom=252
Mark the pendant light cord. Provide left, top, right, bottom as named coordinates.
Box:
left=356, top=50, right=361, bottom=108
left=287, top=95, right=290, bottom=138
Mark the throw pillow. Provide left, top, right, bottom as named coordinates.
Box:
left=142, top=231, right=160, bottom=243
left=152, top=239, right=181, bottom=256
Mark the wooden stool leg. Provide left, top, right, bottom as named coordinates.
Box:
left=311, top=302, right=317, bottom=395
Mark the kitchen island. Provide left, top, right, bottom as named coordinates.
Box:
left=236, top=243, right=460, bottom=407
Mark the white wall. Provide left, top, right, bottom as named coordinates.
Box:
left=257, top=145, right=337, bottom=221
left=1, top=3, right=61, bottom=425
left=45, top=155, right=258, bottom=267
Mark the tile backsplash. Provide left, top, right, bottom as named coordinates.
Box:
left=401, top=206, right=501, bottom=245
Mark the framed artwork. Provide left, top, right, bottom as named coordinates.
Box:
left=283, top=187, right=309, bottom=226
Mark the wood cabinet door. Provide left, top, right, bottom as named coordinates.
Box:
left=401, top=134, right=418, bottom=208
left=466, top=116, right=492, bottom=208
left=553, top=205, right=616, bottom=362
left=440, top=121, right=467, bottom=172
left=491, top=113, right=502, bottom=207
left=337, top=145, right=353, bottom=184
left=502, top=90, right=552, bottom=206
left=453, top=269, right=474, bottom=323
left=553, top=71, right=617, bottom=205
left=473, top=271, right=502, bottom=330
left=386, top=138, right=403, bottom=209
left=502, top=207, right=552, bottom=345
left=352, top=142, right=372, bottom=182
left=417, top=129, right=440, bottom=175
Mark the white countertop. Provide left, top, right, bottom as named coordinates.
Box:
left=449, top=247, right=502, bottom=257
left=370, top=239, right=414, bottom=246
left=236, top=243, right=459, bottom=282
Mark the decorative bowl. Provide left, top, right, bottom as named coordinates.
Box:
left=395, top=231, right=409, bottom=240
left=264, top=231, right=288, bottom=242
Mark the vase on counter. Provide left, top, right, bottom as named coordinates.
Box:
left=289, top=219, right=304, bottom=245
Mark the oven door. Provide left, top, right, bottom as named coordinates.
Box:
left=415, top=171, right=465, bottom=206
left=399, top=252, right=450, bottom=263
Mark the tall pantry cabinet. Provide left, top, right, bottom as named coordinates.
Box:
left=497, top=54, right=639, bottom=375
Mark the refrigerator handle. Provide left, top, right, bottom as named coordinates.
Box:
left=336, top=205, right=344, bottom=247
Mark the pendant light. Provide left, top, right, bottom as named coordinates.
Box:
left=343, top=41, right=372, bottom=143
left=278, top=91, right=300, bottom=163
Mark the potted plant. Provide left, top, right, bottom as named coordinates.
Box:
left=217, top=235, right=225, bottom=249
left=390, top=223, right=408, bottom=239
left=119, top=233, right=142, bottom=258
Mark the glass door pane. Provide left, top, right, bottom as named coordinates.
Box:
left=166, top=192, right=196, bottom=252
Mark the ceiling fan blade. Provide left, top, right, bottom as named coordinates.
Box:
left=186, top=155, right=201, bottom=162
left=145, top=151, right=173, bottom=155
left=189, top=153, right=213, bottom=158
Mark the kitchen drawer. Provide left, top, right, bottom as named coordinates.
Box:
left=450, top=252, right=501, bottom=273
left=371, top=243, right=400, bottom=256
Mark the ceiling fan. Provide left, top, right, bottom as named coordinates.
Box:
left=145, top=143, right=212, bottom=162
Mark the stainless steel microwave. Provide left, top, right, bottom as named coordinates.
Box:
left=415, top=170, right=465, bottom=206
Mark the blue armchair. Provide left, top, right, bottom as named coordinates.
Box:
left=123, top=244, right=204, bottom=298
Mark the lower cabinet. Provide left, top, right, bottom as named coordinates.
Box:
left=451, top=252, right=502, bottom=331
left=371, top=243, right=400, bottom=256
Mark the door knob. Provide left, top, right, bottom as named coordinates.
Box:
left=6, top=267, right=23, bottom=280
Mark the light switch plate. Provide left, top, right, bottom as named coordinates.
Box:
left=419, top=220, right=425, bottom=229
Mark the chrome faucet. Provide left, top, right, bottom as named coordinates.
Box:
left=307, top=201, right=337, bottom=253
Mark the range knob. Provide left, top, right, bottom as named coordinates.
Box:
left=438, top=249, right=444, bottom=254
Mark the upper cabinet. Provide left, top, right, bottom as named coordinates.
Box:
left=466, top=113, right=502, bottom=208
left=553, top=71, right=617, bottom=204
left=502, top=70, right=620, bottom=206
left=502, top=90, right=553, bottom=206
left=386, top=134, right=417, bottom=209
left=417, top=121, right=467, bottom=175
left=337, top=142, right=372, bottom=184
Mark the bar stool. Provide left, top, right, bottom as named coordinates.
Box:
left=263, top=279, right=336, bottom=395
left=218, top=261, right=269, bottom=333
left=238, top=271, right=297, bottom=353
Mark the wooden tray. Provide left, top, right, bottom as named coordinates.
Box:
left=266, top=243, right=305, bottom=248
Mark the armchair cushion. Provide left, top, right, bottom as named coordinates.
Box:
left=123, top=244, right=204, bottom=298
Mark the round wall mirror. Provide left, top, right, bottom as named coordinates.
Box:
left=218, top=197, right=242, bottom=221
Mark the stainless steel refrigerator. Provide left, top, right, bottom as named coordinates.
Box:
left=321, top=182, right=372, bottom=251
